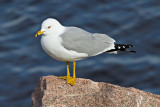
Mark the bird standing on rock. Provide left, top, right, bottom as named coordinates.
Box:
left=35, top=18, right=136, bottom=86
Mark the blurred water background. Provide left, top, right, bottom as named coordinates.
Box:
left=0, top=0, right=160, bottom=106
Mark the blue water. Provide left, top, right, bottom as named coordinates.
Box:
left=1, top=0, right=160, bottom=106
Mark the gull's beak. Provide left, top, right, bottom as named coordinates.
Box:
left=35, top=31, right=45, bottom=37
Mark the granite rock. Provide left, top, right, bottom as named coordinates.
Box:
left=32, top=76, right=160, bottom=107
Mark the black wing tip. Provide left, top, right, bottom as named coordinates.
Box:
left=129, top=50, right=136, bottom=53
left=127, top=44, right=133, bottom=48
left=127, top=44, right=136, bottom=53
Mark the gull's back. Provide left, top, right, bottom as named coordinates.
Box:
left=60, top=27, right=115, bottom=56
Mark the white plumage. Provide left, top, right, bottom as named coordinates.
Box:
left=35, top=18, right=135, bottom=86
left=40, top=18, right=115, bottom=62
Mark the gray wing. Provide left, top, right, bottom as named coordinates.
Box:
left=60, top=27, right=115, bottom=56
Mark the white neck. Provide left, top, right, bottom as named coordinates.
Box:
left=53, top=25, right=65, bottom=36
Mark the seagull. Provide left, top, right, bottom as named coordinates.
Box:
left=35, top=18, right=136, bottom=85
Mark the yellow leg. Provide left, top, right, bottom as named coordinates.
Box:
left=73, top=61, right=76, bottom=78
left=68, top=62, right=76, bottom=85
left=59, top=61, right=72, bottom=83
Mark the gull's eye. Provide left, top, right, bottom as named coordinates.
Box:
left=48, top=26, right=51, bottom=29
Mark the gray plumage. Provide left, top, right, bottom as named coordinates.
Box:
left=60, top=27, right=115, bottom=56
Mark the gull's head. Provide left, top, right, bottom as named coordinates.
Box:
left=35, top=18, right=63, bottom=37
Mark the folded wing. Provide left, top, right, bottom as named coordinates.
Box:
left=60, top=27, right=115, bottom=56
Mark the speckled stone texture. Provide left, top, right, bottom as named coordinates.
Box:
left=32, top=76, right=160, bottom=107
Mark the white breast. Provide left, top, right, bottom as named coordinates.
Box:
left=40, top=34, right=88, bottom=62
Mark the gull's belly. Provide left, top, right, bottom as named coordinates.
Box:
left=41, top=36, right=88, bottom=62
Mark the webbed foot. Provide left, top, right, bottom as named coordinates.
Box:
left=68, top=77, right=76, bottom=86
